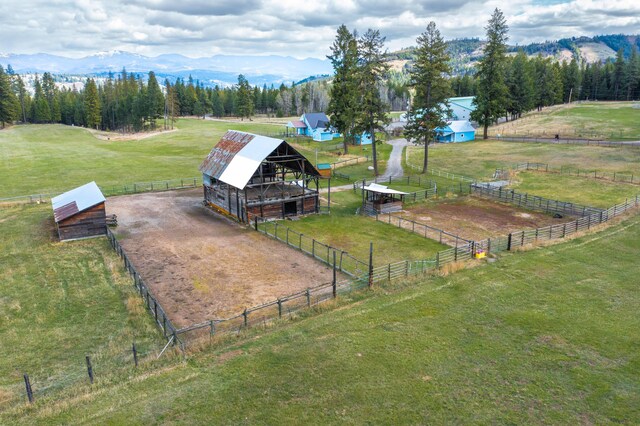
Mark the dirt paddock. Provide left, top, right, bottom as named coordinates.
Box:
left=108, top=189, right=338, bottom=328
left=398, top=195, right=575, bottom=241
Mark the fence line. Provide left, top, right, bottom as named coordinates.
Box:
left=106, top=228, right=183, bottom=350
left=0, top=177, right=202, bottom=207
left=471, top=184, right=603, bottom=217
left=375, top=212, right=473, bottom=247
left=489, top=135, right=640, bottom=147
left=509, top=162, right=640, bottom=185
left=352, top=175, right=471, bottom=201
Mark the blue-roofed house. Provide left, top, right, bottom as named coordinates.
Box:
left=435, top=120, right=476, bottom=143
left=448, top=96, right=476, bottom=121
left=286, top=112, right=341, bottom=141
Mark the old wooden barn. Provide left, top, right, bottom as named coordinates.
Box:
left=199, top=131, right=321, bottom=222
left=51, top=181, right=107, bottom=241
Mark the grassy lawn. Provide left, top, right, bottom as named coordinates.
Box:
left=511, top=171, right=640, bottom=208
left=6, top=212, right=640, bottom=424
left=488, top=102, right=640, bottom=140
left=0, top=120, right=391, bottom=198
left=407, top=139, right=640, bottom=181
left=0, top=204, right=161, bottom=407
left=277, top=190, right=447, bottom=265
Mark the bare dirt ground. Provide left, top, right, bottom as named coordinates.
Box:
left=108, top=189, right=338, bottom=328
left=398, top=196, right=574, bottom=241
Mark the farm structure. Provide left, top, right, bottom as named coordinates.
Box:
left=51, top=181, right=107, bottom=241
left=200, top=131, right=321, bottom=222
left=436, top=120, right=476, bottom=143
left=362, top=183, right=407, bottom=214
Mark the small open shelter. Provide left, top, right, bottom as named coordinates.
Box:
left=362, top=183, right=407, bottom=214
left=52, top=181, right=107, bottom=241
left=200, top=131, right=321, bottom=222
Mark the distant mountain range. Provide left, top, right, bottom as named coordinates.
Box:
left=1, top=34, right=638, bottom=87
left=0, top=50, right=333, bottom=87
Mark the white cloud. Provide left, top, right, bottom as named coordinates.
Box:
left=0, top=0, right=638, bottom=58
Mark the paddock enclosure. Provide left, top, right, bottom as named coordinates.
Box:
left=108, top=189, right=339, bottom=328
left=397, top=196, right=575, bottom=241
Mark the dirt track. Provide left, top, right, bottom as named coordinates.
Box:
left=399, top=196, right=574, bottom=241
left=108, top=189, right=337, bottom=328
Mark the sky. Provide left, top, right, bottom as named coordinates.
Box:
left=1, top=0, right=638, bottom=58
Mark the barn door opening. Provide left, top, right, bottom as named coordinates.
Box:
left=284, top=201, right=297, bottom=216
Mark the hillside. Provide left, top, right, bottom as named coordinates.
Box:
left=389, top=34, right=640, bottom=75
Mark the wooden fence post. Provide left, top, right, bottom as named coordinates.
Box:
left=86, top=356, right=94, bottom=384
left=507, top=233, right=513, bottom=251
left=332, top=251, right=337, bottom=298
left=277, top=299, right=282, bottom=318
left=132, top=343, right=138, bottom=368
left=368, top=242, right=374, bottom=288
left=306, top=288, right=311, bottom=307
left=243, top=309, right=248, bottom=327
left=24, top=374, right=34, bottom=403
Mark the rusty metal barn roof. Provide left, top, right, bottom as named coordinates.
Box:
left=51, top=181, right=105, bottom=223
left=199, top=131, right=319, bottom=190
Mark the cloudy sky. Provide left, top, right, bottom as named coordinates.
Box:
left=1, top=0, right=638, bottom=58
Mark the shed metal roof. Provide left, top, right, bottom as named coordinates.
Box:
left=446, top=120, right=475, bottom=133
left=51, top=181, right=105, bottom=223
left=200, top=131, right=319, bottom=190
left=363, top=183, right=408, bottom=195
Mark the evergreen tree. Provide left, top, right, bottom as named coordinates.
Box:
left=32, top=77, right=51, bottom=123
left=236, top=74, right=254, bottom=120
left=355, top=29, right=390, bottom=175
left=10, top=72, right=29, bottom=123
left=625, top=46, right=640, bottom=100
left=147, top=71, right=165, bottom=126
left=471, top=8, right=509, bottom=139
left=612, top=48, right=625, bottom=100
left=327, top=25, right=360, bottom=154
left=211, top=86, right=225, bottom=117
left=507, top=50, right=534, bottom=118
left=84, top=78, right=101, bottom=129
left=403, top=22, right=451, bottom=174
left=0, top=65, right=19, bottom=127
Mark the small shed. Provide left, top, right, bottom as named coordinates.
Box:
left=362, top=183, right=407, bottom=214
left=436, top=120, right=476, bottom=143
left=200, top=131, right=321, bottom=222
left=51, top=181, right=107, bottom=241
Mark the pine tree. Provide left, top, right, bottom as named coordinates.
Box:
left=0, top=65, right=19, bottom=128
left=84, top=78, right=101, bottom=129
left=211, top=86, right=225, bottom=117
left=327, top=25, right=360, bottom=154
left=507, top=50, right=534, bottom=118
left=147, top=71, right=165, bottom=126
left=471, top=8, right=509, bottom=139
left=355, top=29, right=390, bottom=175
left=236, top=74, right=254, bottom=120
left=625, top=46, right=640, bottom=100
left=32, top=77, right=51, bottom=123
left=403, top=22, right=451, bottom=174
left=612, top=49, right=625, bottom=100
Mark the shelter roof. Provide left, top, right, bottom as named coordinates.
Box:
left=363, top=183, right=408, bottom=195
left=287, top=120, right=307, bottom=128
left=51, top=181, right=105, bottom=223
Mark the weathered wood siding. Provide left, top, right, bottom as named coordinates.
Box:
left=247, top=195, right=319, bottom=220
left=57, top=203, right=107, bottom=241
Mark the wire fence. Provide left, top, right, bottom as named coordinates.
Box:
left=489, top=135, right=640, bottom=147
left=471, top=184, right=603, bottom=217
left=510, top=162, right=640, bottom=185
left=375, top=212, right=473, bottom=247
left=0, top=177, right=202, bottom=207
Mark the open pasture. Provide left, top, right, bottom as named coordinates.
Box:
left=108, top=189, right=341, bottom=328
left=487, top=101, right=640, bottom=140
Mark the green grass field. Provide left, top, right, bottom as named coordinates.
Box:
left=277, top=190, right=447, bottom=265
left=489, top=102, right=640, bottom=140
left=0, top=120, right=386, bottom=198
left=4, top=212, right=639, bottom=424
left=0, top=204, right=162, bottom=407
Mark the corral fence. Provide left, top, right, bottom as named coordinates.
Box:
left=254, top=218, right=369, bottom=278
left=352, top=175, right=472, bottom=202
left=375, top=212, right=473, bottom=248
left=0, top=177, right=202, bottom=207
left=511, top=162, right=640, bottom=185
left=106, top=228, right=183, bottom=350
left=471, top=184, right=603, bottom=217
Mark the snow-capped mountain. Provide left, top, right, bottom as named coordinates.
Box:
left=0, top=51, right=333, bottom=86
